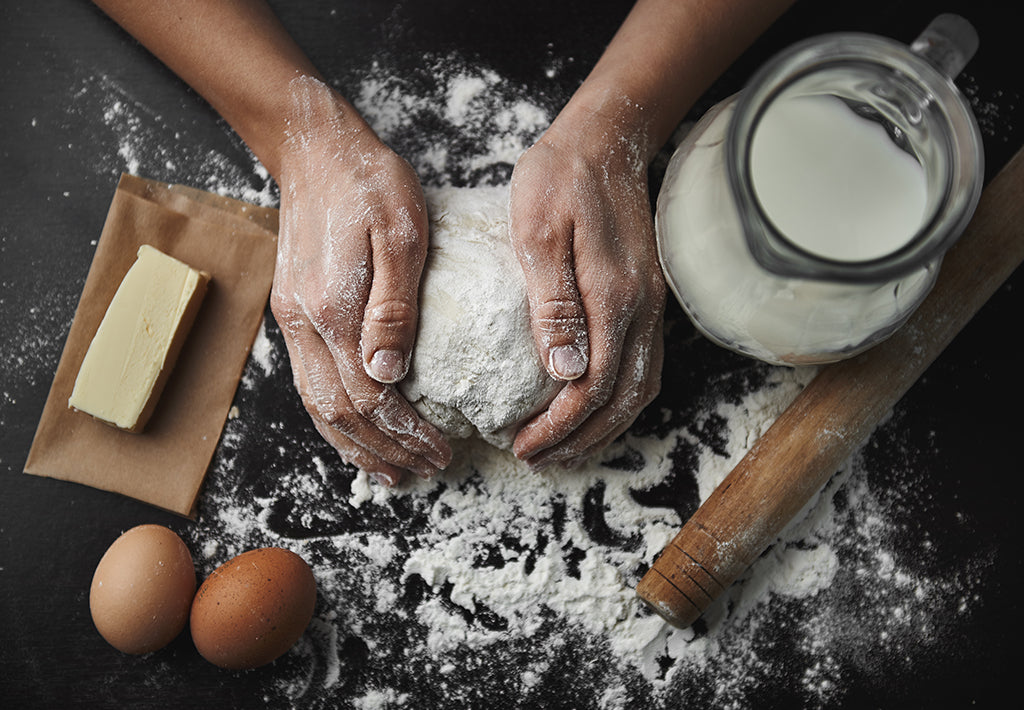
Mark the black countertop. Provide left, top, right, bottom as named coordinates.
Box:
left=2, top=1, right=1021, bottom=708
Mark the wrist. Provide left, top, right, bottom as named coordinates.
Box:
left=225, top=72, right=306, bottom=179
left=268, top=76, right=379, bottom=181
left=544, top=85, right=655, bottom=171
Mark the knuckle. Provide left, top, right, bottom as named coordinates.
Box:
left=513, top=219, right=562, bottom=254
left=584, top=277, right=630, bottom=314
left=313, top=399, right=357, bottom=436
left=348, top=390, right=412, bottom=435
left=582, top=373, right=616, bottom=411
left=349, top=392, right=383, bottom=423
left=306, top=302, right=337, bottom=337
left=305, top=295, right=354, bottom=341
left=378, top=215, right=427, bottom=255
left=621, top=378, right=657, bottom=419
left=376, top=148, right=415, bottom=177
left=365, top=297, right=418, bottom=330
left=591, top=268, right=664, bottom=321
left=269, top=287, right=297, bottom=321
left=613, top=357, right=662, bottom=423
left=533, top=298, right=587, bottom=337
left=615, top=268, right=647, bottom=301
left=270, top=296, right=308, bottom=337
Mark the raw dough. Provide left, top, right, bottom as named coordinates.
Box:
left=399, top=185, right=559, bottom=449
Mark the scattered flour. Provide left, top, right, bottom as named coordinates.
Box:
left=19, top=51, right=991, bottom=709
left=79, top=73, right=278, bottom=207
left=198, top=332, right=981, bottom=709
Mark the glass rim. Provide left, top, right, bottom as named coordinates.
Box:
left=726, top=31, right=984, bottom=283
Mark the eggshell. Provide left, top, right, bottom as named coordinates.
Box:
left=190, top=547, right=317, bottom=669
left=89, top=524, right=196, bottom=654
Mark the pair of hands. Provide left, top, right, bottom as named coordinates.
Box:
left=90, top=0, right=789, bottom=486
left=271, top=79, right=665, bottom=485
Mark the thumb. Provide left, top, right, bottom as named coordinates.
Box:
left=514, top=234, right=590, bottom=382
left=533, top=288, right=590, bottom=382
left=361, top=221, right=428, bottom=385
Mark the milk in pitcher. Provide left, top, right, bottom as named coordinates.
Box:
left=656, top=16, right=984, bottom=365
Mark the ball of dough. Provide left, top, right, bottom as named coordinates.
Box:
left=399, top=185, right=559, bottom=449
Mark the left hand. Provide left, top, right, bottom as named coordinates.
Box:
left=271, top=77, right=451, bottom=485
left=508, top=101, right=665, bottom=469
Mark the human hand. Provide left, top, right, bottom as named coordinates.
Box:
left=270, top=77, right=451, bottom=485
left=508, top=99, right=665, bottom=469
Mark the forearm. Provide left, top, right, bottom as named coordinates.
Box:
left=558, top=0, right=795, bottom=161
left=92, top=0, right=338, bottom=177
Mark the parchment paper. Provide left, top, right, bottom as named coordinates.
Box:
left=24, top=174, right=278, bottom=517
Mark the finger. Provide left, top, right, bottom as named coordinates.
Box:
left=361, top=183, right=429, bottom=384
left=525, top=314, right=663, bottom=469
left=511, top=209, right=631, bottom=460
left=512, top=301, right=626, bottom=460
left=308, top=418, right=405, bottom=487
left=512, top=356, right=617, bottom=464
left=291, top=238, right=452, bottom=471
left=283, top=313, right=447, bottom=478
left=515, top=243, right=664, bottom=465
left=344, top=374, right=452, bottom=472
left=508, top=192, right=589, bottom=382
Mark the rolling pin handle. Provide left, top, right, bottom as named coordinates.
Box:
left=636, top=521, right=728, bottom=628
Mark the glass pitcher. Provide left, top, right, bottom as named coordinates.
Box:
left=656, top=14, right=984, bottom=366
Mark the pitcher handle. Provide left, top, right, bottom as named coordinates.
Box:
left=910, top=14, right=979, bottom=79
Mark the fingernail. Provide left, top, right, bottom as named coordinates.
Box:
left=418, top=438, right=451, bottom=471
left=370, top=472, right=396, bottom=487
left=413, top=464, right=440, bottom=480
left=368, top=349, right=407, bottom=383
left=549, top=345, right=586, bottom=380
left=512, top=441, right=534, bottom=462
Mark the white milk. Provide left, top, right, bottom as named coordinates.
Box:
left=655, top=95, right=937, bottom=365
left=749, top=94, right=928, bottom=262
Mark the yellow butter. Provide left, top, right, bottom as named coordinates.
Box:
left=69, top=245, right=210, bottom=432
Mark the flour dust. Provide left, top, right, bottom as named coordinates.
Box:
left=48, top=53, right=990, bottom=709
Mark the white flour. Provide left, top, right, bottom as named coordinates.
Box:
left=40, top=52, right=993, bottom=708
left=82, top=73, right=279, bottom=208
left=203, top=323, right=980, bottom=709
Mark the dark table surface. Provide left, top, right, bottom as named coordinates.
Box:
left=2, top=1, right=1021, bottom=708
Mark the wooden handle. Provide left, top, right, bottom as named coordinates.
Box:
left=637, top=148, right=1024, bottom=628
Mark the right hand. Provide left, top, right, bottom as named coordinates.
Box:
left=507, top=101, right=665, bottom=470
left=270, top=77, right=451, bottom=485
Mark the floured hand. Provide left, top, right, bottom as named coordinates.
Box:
left=271, top=77, right=451, bottom=484
left=88, top=0, right=786, bottom=481
left=508, top=97, right=665, bottom=469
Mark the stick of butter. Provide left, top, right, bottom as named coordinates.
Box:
left=69, top=245, right=210, bottom=432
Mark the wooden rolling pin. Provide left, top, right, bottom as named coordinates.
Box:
left=636, top=147, right=1024, bottom=628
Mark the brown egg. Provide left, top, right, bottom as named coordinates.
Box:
left=190, top=547, right=317, bottom=670
left=89, top=524, right=196, bottom=654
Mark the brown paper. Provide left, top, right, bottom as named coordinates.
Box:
left=24, top=174, right=279, bottom=517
